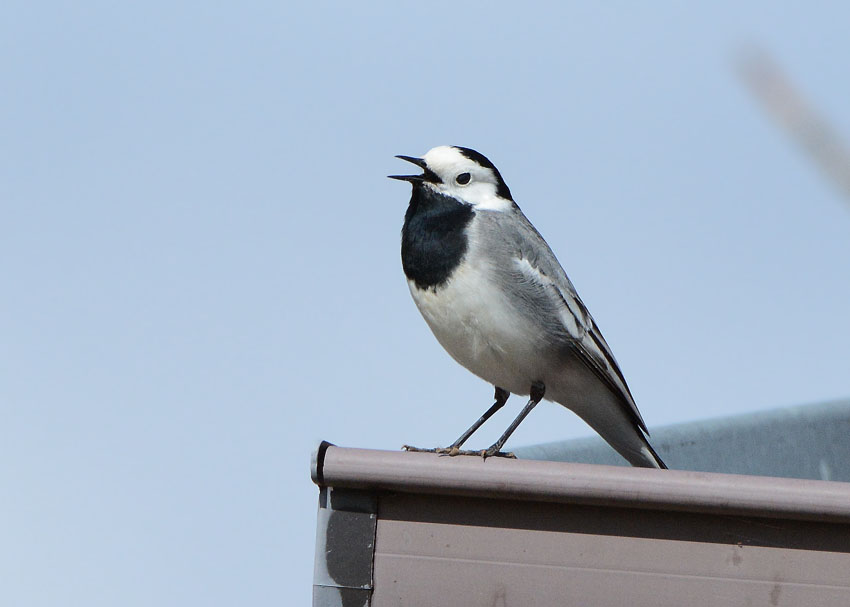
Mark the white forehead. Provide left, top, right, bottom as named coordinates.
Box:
left=421, top=146, right=480, bottom=176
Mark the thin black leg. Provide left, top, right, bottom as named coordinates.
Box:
left=483, top=382, right=545, bottom=457
left=403, top=386, right=510, bottom=455
left=448, top=386, right=510, bottom=449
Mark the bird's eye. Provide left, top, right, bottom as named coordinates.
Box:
left=455, top=172, right=471, bottom=185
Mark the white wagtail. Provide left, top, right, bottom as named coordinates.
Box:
left=389, top=146, right=666, bottom=469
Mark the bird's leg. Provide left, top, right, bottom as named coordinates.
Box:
left=441, top=387, right=509, bottom=454
left=481, top=382, right=545, bottom=458
left=403, top=387, right=510, bottom=456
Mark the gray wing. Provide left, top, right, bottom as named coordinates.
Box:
left=475, top=208, right=649, bottom=434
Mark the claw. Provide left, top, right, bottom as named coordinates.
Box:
left=481, top=448, right=516, bottom=459
left=402, top=445, right=438, bottom=453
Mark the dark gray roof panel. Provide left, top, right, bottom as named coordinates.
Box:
left=514, top=400, right=850, bottom=480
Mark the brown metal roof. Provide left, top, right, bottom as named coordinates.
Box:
left=312, top=443, right=850, bottom=606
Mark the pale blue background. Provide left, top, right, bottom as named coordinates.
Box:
left=3, top=2, right=850, bottom=605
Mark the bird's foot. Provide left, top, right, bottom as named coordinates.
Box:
left=401, top=445, right=440, bottom=454
left=402, top=445, right=462, bottom=455
left=402, top=445, right=515, bottom=458
left=480, top=445, right=516, bottom=459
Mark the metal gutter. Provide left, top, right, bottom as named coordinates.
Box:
left=312, top=442, right=850, bottom=524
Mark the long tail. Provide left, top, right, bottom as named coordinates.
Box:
left=634, top=436, right=667, bottom=469
left=578, top=406, right=668, bottom=469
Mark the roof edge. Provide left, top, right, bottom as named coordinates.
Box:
left=312, top=444, right=850, bottom=524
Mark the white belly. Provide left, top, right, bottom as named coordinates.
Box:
left=408, top=261, right=548, bottom=396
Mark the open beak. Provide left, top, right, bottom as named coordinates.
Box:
left=388, top=155, right=440, bottom=184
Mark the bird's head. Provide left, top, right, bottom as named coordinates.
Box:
left=389, top=146, right=514, bottom=210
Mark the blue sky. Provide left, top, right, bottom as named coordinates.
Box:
left=3, top=2, right=850, bottom=605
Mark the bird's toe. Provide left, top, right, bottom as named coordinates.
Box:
left=481, top=446, right=516, bottom=459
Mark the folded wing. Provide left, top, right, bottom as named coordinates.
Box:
left=479, top=209, right=649, bottom=435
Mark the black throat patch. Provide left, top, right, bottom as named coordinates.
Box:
left=401, top=185, right=474, bottom=290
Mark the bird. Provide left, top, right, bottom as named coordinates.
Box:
left=388, top=145, right=666, bottom=469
